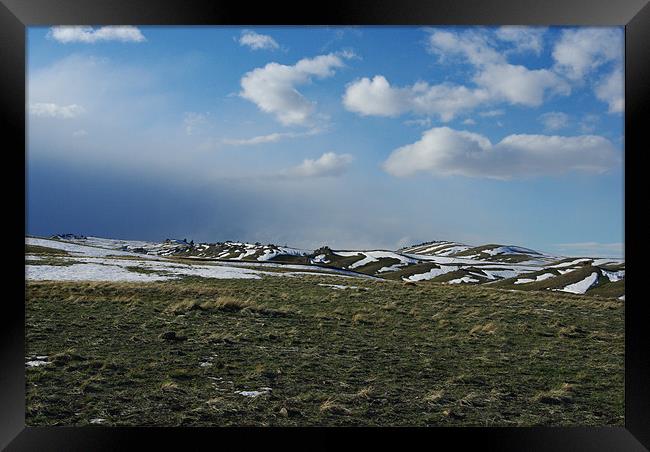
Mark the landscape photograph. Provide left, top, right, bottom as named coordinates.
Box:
left=26, top=25, right=624, bottom=426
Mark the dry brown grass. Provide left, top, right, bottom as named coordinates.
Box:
left=469, top=321, right=497, bottom=335
left=533, top=383, right=576, bottom=404
left=353, top=386, right=374, bottom=399
left=352, top=312, right=371, bottom=324
left=160, top=381, right=179, bottom=391
left=423, top=389, right=445, bottom=403
left=319, top=398, right=351, bottom=415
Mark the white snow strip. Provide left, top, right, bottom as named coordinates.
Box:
left=549, top=258, right=592, bottom=269
left=601, top=269, right=625, bottom=282
left=311, top=254, right=330, bottom=264
left=479, top=268, right=522, bottom=280
left=404, top=266, right=456, bottom=282
left=26, top=360, right=50, bottom=367
left=435, top=245, right=472, bottom=256
left=559, top=272, right=599, bottom=294
left=335, top=250, right=417, bottom=270
left=558, top=269, right=577, bottom=275
left=447, top=276, right=479, bottom=284
left=25, top=254, right=44, bottom=261
left=236, top=388, right=272, bottom=397
left=514, top=273, right=556, bottom=285
left=27, top=237, right=163, bottom=260
left=317, top=283, right=362, bottom=290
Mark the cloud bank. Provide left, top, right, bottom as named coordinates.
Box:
left=382, top=127, right=619, bottom=179
left=343, top=29, right=569, bottom=122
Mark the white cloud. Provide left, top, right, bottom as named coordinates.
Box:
left=427, top=30, right=503, bottom=66
left=47, top=26, right=146, bottom=44
left=29, top=102, right=85, bottom=118
left=72, top=129, right=88, bottom=137
left=595, top=66, right=624, bottom=113
left=428, top=29, right=571, bottom=105
left=382, top=126, right=619, bottom=179
left=343, top=64, right=568, bottom=120
left=345, top=29, right=570, bottom=122
left=495, top=26, right=546, bottom=55
left=240, top=52, right=352, bottom=126
left=473, top=63, right=570, bottom=106
left=224, top=132, right=289, bottom=146
left=552, top=28, right=622, bottom=80
left=284, top=152, right=353, bottom=177
left=222, top=128, right=320, bottom=146
left=238, top=30, right=279, bottom=50
left=462, top=118, right=476, bottom=125
left=539, top=112, right=569, bottom=131
left=342, top=75, right=488, bottom=122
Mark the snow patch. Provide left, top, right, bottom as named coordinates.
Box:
left=558, top=272, right=599, bottom=294
left=447, top=276, right=479, bottom=284
left=236, top=387, right=272, bottom=397
left=514, top=273, right=556, bottom=285
left=601, top=269, right=625, bottom=282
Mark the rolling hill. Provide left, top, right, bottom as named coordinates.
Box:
left=37, top=234, right=624, bottom=298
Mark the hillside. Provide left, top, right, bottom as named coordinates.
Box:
left=35, top=235, right=624, bottom=298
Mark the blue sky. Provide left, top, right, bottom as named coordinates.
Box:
left=26, top=26, right=624, bottom=257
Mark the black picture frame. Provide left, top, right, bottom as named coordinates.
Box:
left=2, top=0, right=648, bottom=449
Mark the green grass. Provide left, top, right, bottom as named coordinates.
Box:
left=25, top=276, right=623, bottom=426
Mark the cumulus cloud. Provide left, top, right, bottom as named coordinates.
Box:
left=552, top=28, right=622, bottom=80
left=473, top=63, right=569, bottom=106
left=539, top=112, right=569, bottom=131
left=47, top=26, right=146, bottom=43
left=342, top=75, right=488, bottom=122
left=284, top=152, right=353, bottom=177
left=240, top=52, right=352, bottom=126
left=382, top=126, right=619, bottom=179
left=238, top=30, right=279, bottom=50
left=427, top=29, right=569, bottom=105
left=427, top=30, right=503, bottom=66
left=345, top=29, right=570, bottom=121
left=29, top=102, right=85, bottom=118
left=595, top=66, right=624, bottom=113
left=495, top=26, right=546, bottom=55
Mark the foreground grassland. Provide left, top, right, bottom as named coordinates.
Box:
left=25, top=276, right=624, bottom=426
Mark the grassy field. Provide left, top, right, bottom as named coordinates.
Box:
left=25, top=275, right=624, bottom=426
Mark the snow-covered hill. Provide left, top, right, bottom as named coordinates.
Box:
left=29, top=235, right=623, bottom=298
